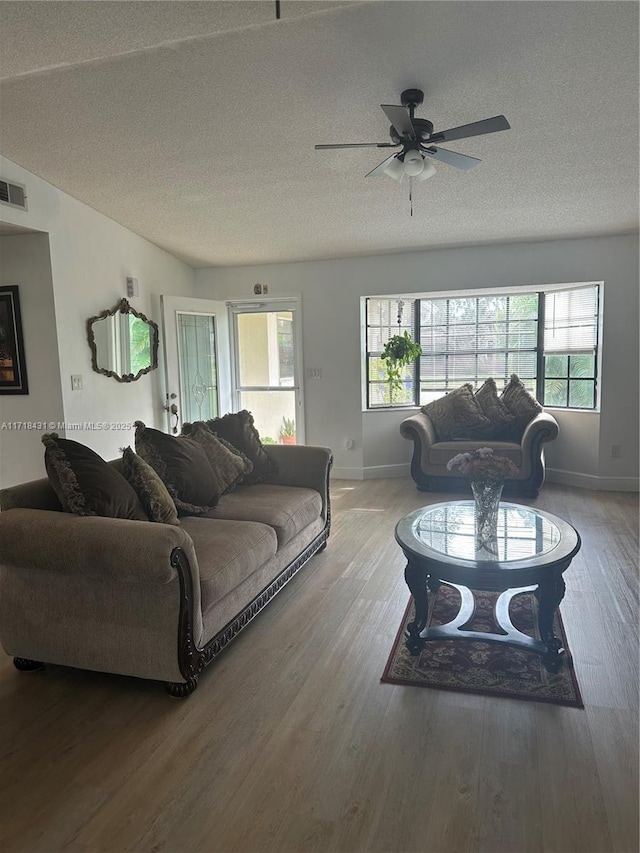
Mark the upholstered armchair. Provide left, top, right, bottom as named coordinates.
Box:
left=400, top=378, right=559, bottom=497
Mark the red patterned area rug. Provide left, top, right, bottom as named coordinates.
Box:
left=382, top=585, right=584, bottom=707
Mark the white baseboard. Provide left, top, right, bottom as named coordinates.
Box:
left=331, top=466, right=365, bottom=480
left=333, top=464, right=411, bottom=480
left=363, top=463, right=412, bottom=480
left=546, top=468, right=639, bottom=492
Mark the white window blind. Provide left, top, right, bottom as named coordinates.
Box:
left=544, top=285, right=599, bottom=352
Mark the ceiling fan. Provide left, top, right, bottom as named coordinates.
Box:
left=315, top=88, right=510, bottom=183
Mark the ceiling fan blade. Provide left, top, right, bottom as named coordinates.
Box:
left=365, top=153, right=400, bottom=178
left=429, top=115, right=510, bottom=144
left=380, top=104, right=415, bottom=140
left=421, top=146, right=481, bottom=170
left=315, top=142, right=398, bottom=150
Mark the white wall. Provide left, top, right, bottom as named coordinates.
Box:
left=0, top=232, right=65, bottom=486
left=196, top=233, right=639, bottom=491
left=0, top=158, right=196, bottom=485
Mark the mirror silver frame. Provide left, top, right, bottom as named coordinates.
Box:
left=87, top=298, right=159, bottom=383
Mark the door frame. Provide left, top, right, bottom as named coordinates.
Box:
left=226, top=296, right=305, bottom=444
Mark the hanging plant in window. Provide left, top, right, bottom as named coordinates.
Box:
left=380, top=301, right=422, bottom=401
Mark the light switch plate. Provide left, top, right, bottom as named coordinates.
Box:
left=71, top=374, right=83, bottom=390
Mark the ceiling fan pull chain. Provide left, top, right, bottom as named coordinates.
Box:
left=275, top=0, right=281, bottom=20
left=409, top=179, right=413, bottom=217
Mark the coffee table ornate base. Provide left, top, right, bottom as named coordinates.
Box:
left=397, top=502, right=580, bottom=674
left=405, top=568, right=566, bottom=672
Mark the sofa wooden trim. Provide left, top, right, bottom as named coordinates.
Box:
left=167, top=459, right=332, bottom=697
left=168, top=525, right=329, bottom=697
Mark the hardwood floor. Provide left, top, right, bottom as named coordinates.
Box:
left=0, top=480, right=637, bottom=853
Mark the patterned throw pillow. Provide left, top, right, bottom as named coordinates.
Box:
left=121, top=447, right=180, bottom=525
left=181, top=422, right=253, bottom=496
left=134, top=421, right=219, bottom=514
left=205, top=410, right=277, bottom=485
left=474, top=378, right=516, bottom=438
left=500, top=374, right=543, bottom=438
left=421, top=384, right=491, bottom=440
left=42, top=433, right=148, bottom=520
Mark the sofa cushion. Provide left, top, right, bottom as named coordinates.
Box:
left=180, top=517, right=278, bottom=611
left=182, top=421, right=253, bottom=495
left=134, top=421, right=218, bottom=514
left=42, top=433, right=148, bottom=520
left=428, top=439, right=523, bottom=469
left=201, top=484, right=322, bottom=547
left=205, top=410, right=277, bottom=485
left=121, top=447, right=180, bottom=525
left=474, top=378, right=516, bottom=438
left=421, top=383, right=491, bottom=440
left=500, top=374, right=543, bottom=438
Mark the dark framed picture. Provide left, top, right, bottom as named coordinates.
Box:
left=0, top=285, right=29, bottom=394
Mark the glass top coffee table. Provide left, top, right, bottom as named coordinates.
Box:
left=395, top=501, right=581, bottom=672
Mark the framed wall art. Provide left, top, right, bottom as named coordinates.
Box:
left=0, top=285, right=29, bottom=394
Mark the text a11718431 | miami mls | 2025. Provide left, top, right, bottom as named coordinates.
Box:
left=0, top=421, right=136, bottom=432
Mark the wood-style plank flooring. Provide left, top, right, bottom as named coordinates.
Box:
left=0, top=480, right=638, bottom=853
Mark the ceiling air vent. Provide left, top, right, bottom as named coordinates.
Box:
left=0, top=178, right=28, bottom=211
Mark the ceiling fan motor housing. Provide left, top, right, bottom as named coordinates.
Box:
left=390, top=118, right=434, bottom=145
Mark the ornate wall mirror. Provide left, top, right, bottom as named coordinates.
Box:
left=87, top=298, right=159, bottom=382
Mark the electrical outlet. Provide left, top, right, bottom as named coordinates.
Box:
left=306, top=368, right=322, bottom=379
left=611, top=444, right=621, bottom=458
left=71, top=374, right=83, bottom=391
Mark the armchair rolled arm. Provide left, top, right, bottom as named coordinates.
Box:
left=400, top=411, right=438, bottom=448
left=0, top=509, right=199, bottom=585
left=521, top=412, right=559, bottom=457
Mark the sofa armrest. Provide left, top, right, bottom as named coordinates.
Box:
left=400, top=411, right=438, bottom=448
left=521, top=411, right=559, bottom=456
left=0, top=509, right=205, bottom=681
left=265, top=444, right=332, bottom=523
left=0, top=509, right=198, bottom=584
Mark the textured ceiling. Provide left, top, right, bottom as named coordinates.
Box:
left=0, top=1, right=638, bottom=267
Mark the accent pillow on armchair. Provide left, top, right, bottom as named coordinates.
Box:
left=421, top=383, right=491, bottom=440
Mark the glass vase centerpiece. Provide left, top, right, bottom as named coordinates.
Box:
left=447, top=448, right=520, bottom=555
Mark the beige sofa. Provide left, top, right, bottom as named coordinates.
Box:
left=0, top=444, right=332, bottom=697
left=400, top=410, right=559, bottom=497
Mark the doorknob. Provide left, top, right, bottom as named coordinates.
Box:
left=163, top=393, right=179, bottom=434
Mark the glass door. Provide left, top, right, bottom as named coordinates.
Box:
left=230, top=299, right=304, bottom=445
left=161, top=295, right=231, bottom=433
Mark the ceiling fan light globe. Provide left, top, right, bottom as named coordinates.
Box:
left=403, top=149, right=424, bottom=177
left=414, top=159, right=437, bottom=181
left=382, top=156, right=404, bottom=182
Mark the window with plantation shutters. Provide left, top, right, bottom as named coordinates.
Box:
left=365, top=283, right=600, bottom=410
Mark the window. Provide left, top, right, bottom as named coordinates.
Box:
left=365, top=284, right=600, bottom=410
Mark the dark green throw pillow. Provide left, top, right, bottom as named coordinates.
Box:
left=474, top=378, right=516, bottom=438
left=42, top=433, right=148, bottom=520
left=121, top=447, right=180, bottom=525
left=421, top=384, right=491, bottom=440
left=181, top=422, right=253, bottom=496
left=205, top=410, right=276, bottom=485
left=134, top=421, right=218, bottom=514
left=500, top=374, right=543, bottom=438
